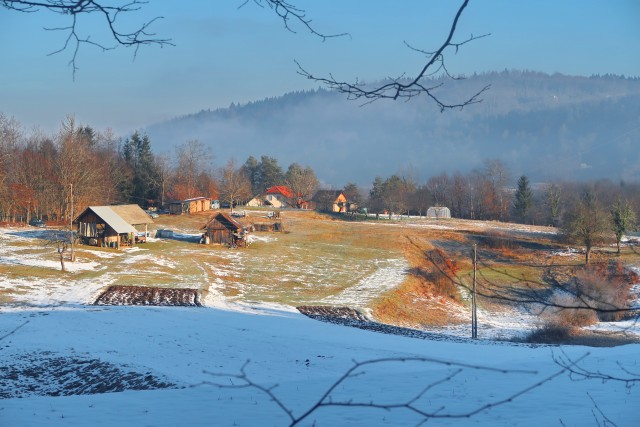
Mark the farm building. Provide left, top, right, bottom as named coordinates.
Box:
left=311, top=190, right=348, bottom=212
left=169, top=197, right=213, bottom=215
left=247, top=186, right=296, bottom=209
left=201, top=212, right=249, bottom=247
left=426, top=206, right=451, bottom=219
left=74, top=204, right=153, bottom=249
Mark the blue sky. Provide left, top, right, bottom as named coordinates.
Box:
left=1, top=0, right=638, bottom=135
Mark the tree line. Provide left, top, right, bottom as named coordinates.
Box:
left=1, top=114, right=638, bottom=258
left=0, top=114, right=321, bottom=223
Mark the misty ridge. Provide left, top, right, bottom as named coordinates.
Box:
left=145, top=70, right=640, bottom=187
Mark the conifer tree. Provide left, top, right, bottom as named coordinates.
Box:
left=513, top=175, right=533, bottom=223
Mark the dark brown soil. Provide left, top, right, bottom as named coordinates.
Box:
left=95, top=285, right=201, bottom=306
left=0, top=352, right=178, bottom=398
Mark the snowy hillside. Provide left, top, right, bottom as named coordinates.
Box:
left=0, top=223, right=639, bottom=426
left=1, top=304, right=638, bottom=427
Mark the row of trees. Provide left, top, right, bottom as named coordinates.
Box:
left=0, top=114, right=322, bottom=222
left=1, top=114, right=638, bottom=257
left=364, top=163, right=638, bottom=264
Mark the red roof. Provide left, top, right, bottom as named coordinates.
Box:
left=265, top=186, right=294, bottom=198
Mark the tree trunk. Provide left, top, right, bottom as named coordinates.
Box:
left=59, top=250, right=66, bottom=272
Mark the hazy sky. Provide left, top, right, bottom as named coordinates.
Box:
left=1, top=0, right=639, bottom=135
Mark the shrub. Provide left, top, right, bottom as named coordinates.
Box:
left=547, top=293, right=598, bottom=327
left=573, top=263, right=633, bottom=322
left=525, top=323, right=573, bottom=344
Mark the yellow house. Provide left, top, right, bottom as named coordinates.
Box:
left=311, top=190, right=347, bottom=212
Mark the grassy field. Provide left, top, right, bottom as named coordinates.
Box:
left=1, top=209, right=637, bottom=343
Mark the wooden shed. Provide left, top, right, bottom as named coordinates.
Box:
left=201, top=212, right=248, bottom=247
left=169, top=197, right=212, bottom=215
left=74, top=205, right=153, bottom=249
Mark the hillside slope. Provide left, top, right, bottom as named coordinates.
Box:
left=145, top=71, right=640, bottom=185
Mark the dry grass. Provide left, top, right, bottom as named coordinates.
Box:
left=2, top=211, right=636, bottom=337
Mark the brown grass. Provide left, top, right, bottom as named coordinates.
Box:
left=2, top=211, right=637, bottom=337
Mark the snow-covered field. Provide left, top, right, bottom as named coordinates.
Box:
left=1, top=225, right=639, bottom=426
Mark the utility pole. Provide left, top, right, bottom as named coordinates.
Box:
left=471, top=243, right=478, bottom=339
left=70, top=183, right=75, bottom=262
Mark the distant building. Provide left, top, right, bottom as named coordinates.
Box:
left=311, top=190, right=347, bottom=212
left=247, top=186, right=295, bottom=209
left=426, top=206, right=451, bottom=219
left=169, top=197, right=213, bottom=215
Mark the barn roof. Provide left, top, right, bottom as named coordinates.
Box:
left=75, top=206, right=138, bottom=234
left=202, top=212, right=243, bottom=231
left=109, top=204, right=153, bottom=225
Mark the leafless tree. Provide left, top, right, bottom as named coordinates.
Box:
left=562, top=189, right=610, bottom=265
left=54, top=116, right=105, bottom=222
left=284, top=162, right=318, bottom=207
left=153, top=154, right=172, bottom=208
left=0, top=113, right=23, bottom=221
left=173, top=140, right=212, bottom=200
left=218, top=158, right=252, bottom=211
left=426, top=173, right=450, bottom=207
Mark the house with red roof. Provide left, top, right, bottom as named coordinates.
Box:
left=247, top=186, right=296, bottom=209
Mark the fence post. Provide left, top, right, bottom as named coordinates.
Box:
left=472, top=243, right=478, bottom=339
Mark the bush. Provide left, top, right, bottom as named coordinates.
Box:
left=573, top=263, right=633, bottom=322
left=547, top=293, right=598, bottom=327
left=525, top=323, right=573, bottom=344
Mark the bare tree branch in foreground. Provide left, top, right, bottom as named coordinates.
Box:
left=193, top=355, right=588, bottom=426
left=241, top=0, right=349, bottom=41
left=553, top=349, right=640, bottom=388
left=1, top=0, right=173, bottom=78
left=0, top=320, right=29, bottom=342
left=4, top=0, right=488, bottom=111
left=296, top=0, right=490, bottom=110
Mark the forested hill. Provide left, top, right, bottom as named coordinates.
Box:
left=145, top=71, right=640, bottom=186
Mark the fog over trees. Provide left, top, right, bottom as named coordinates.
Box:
left=145, top=71, right=640, bottom=186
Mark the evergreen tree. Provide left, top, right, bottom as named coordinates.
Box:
left=241, top=156, right=260, bottom=195
left=611, top=198, right=637, bottom=253
left=513, top=175, right=533, bottom=223
left=257, top=156, right=284, bottom=193
left=122, top=131, right=160, bottom=205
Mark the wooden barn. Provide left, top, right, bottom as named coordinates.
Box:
left=201, top=212, right=248, bottom=247
left=169, top=197, right=213, bottom=215
left=74, top=205, right=153, bottom=249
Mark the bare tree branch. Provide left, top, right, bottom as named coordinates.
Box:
left=241, top=0, right=348, bottom=41
left=193, top=355, right=586, bottom=426
left=295, top=0, right=490, bottom=110
left=553, top=349, right=640, bottom=387
left=0, top=320, right=29, bottom=342
left=1, top=0, right=173, bottom=78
